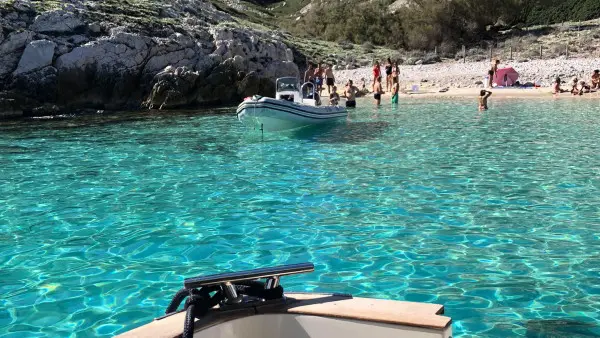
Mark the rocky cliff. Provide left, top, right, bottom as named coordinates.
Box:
left=0, top=0, right=299, bottom=117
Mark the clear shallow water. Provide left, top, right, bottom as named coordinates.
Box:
left=1, top=98, right=600, bottom=337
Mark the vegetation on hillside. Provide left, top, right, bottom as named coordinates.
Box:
left=278, top=0, right=600, bottom=53
left=523, top=0, right=600, bottom=25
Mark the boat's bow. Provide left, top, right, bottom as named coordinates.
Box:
left=117, top=263, right=452, bottom=338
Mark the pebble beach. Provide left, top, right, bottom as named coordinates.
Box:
left=333, top=57, right=600, bottom=93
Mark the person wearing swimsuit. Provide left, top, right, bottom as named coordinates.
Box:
left=391, top=62, right=399, bottom=85
left=325, top=64, right=335, bottom=94
left=488, top=59, right=499, bottom=88
left=314, top=64, right=324, bottom=95
left=373, top=76, right=383, bottom=106
left=344, top=80, right=358, bottom=108
left=391, top=81, right=399, bottom=104
left=385, top=58, right=393, bottom=92
left=372, top=61, right=381, bottom=92
left=479, top=90, right=492, bottom=110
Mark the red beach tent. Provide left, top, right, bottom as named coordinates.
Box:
left=494, top=67, right=519, bottom=87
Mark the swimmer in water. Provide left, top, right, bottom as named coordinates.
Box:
left=479, top=90, right=492, bottom=110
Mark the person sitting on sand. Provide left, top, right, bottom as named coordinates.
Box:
left=325, top=64, right=335, bottom=94
left=574, top=80, right=591, bottom=96
left=553, top=77, right=564, bottom=94
left=592, top=70, right=600, bottom=89
left=569, top=77, right=579, bottom=94
left=344, top=80, right=358, bottom=108
left=329, top=86, right=340, bottom=106
left=373, top=76, right=383, bottom=106
left=391, top=80, right=399, bottom=104
left=479, top=90, right=492, bottom=110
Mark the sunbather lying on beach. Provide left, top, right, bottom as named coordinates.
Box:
left=479, top=90, right=492, bottom=110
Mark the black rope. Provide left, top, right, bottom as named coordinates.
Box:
left=165, top=280, right=284, bottom=338
left=165, top=288, right=188, bottom=314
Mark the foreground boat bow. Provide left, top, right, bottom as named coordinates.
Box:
left=117, top=263, right=452, bottom=338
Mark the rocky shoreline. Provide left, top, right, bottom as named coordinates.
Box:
left=0, top=1, right=299, bottom=119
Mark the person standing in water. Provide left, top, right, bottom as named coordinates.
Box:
left=325, top=64, right=335, bottom=94
left=344, top=80, right=358, bottom=108
left=391, top=80, right=399, bottom=104
left=479, top=90, right=492, bottom=110
left=329, top=86, right=340, bottom=106
left=373, top=76, right=383, bottom=106
left=391, top=62, right=399, bottom=87
left=372, top=61, right=381, bottom=92
left=384, top=58, right=393, bottom=92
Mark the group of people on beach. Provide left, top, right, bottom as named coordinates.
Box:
left=371, top=58, right=401, bottom=106
left=304, top=56, right=599, bottom=111
left=303, top=57, right=403, bottom=108
left=552, top=70, right=600, bottom=96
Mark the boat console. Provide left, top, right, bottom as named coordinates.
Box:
left=183, top=262, right=314, bottom=306
left=118, top=262, right=453, bottom=338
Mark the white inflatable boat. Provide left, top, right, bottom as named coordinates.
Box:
left=117, top=263, right=452, bottom=338
left=237, top=77, right=347, bottom=132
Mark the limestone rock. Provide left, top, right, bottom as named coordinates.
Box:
left=68, top=35, right=89, bottom=45
left=88, top=23, right=101, bottom=34
left=0, top=98, right=23, bottom=118
left=30, top=103, right=60, bottom=117
left=55, top=32, right=152, bottom=108
left=11, top=66, right=58, bottom=102
left=143, top=66, right=200, bottom=109
left=13, top=40, right=56, bottom=76
left=237, top=71, right=261, bottom=97
left=209, top=26, right=298, bottom=79
left=30, top=10, right=85, bottom=34
left=0, top=31, right=34, bottom=78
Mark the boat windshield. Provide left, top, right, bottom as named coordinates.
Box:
left=277, top=78, right=299, bottom=92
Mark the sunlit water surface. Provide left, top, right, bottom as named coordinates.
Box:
left=2, top=97, right=600, bottom=337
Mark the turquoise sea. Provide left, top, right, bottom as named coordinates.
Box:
left=2, top=98, right=600, bottom=337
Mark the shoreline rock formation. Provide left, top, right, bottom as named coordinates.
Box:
left=0, top=1, right=299, bottom=117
